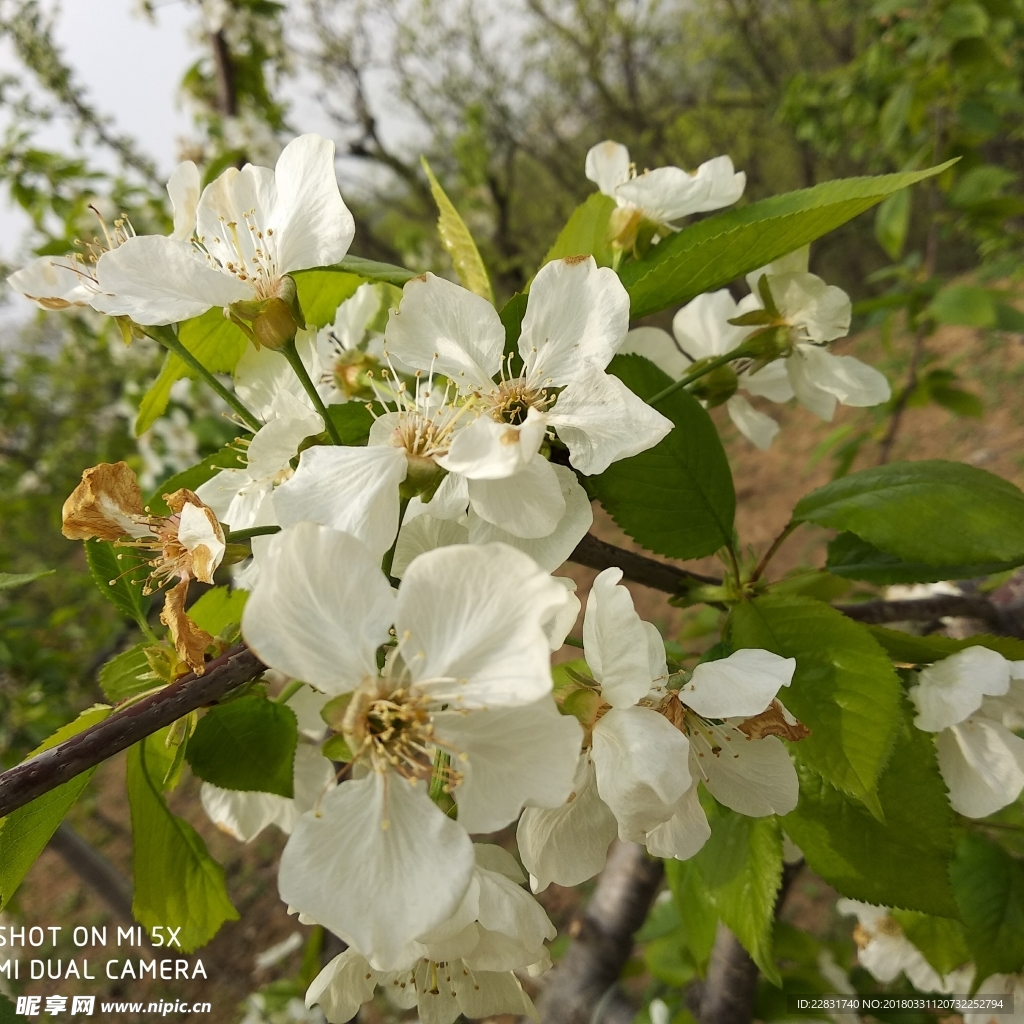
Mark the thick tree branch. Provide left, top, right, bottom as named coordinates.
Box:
left=836, top=594, right=1017, bottom=633
left=534, top=841, right=664, bottom=1024
left=0, top=644, right=265, bottom=819
left=569, top=533, right=720, bottom=591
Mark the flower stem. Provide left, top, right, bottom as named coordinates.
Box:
left=141, top=324, right=263, bottom=433
left=381, top=497, right=410, bottom=585
left=225, top=525, right=282, bottom=543
left=751, top=520, right=799, bottom=582
left=280, top=338, right=342, bottom=445
left=647, top=344, right=752, bottom=406
left=275, top=680, right=305, bottom=704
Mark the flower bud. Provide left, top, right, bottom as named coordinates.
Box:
left=687, top=361, right=739, bottom=408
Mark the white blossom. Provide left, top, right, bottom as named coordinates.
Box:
left=909, top=646, right=1024, bottom=818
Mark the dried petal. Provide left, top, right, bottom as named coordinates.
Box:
left=161, top=578, right=213, bottom=675
left=738, top=699, right=810, bottom=742
left=62, top=462, right=147, bottom=541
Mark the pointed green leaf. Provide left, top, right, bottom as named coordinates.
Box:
left=875, top=187, right=911, bottom=261
left=0, top=570, right=55, bottom=591
left=422, top=157, right=493, bottom=303
left=794, top=460, right=1024, bottom=568
left=293, top=269, right=363, bottom=327
left=136, top=350, right=181, bottom=436
left=326, top=403, right=375, bottom=446
left=328, top=254, right=416, bottom=287
left=541, top=192, right=616, bottom=268
left=826, top=531, right=1020, bottom=585
left=620, top=164, right=955, bottom=319
left=664, top=859, right=719, bottom=967
left=0, top=705, right=112, bottom=909
left=84, top=539, right=152, bottom=631
left=186, top=586, right=248, bottom=636
left=865, top=627, right=1024, bottom=665
left=951, top=834, right=1024, bottom=985
left=729, top=595, right=901, bottom=810
left=99, top=643, right=158, bottom=702
left=889, top=910, right=971, bottom=978
left=128, top=736, right=238, bottom=951
left=589, top=354, right=735, bottom=560
left=185, top=695, right=297, bottom=798
left=691, top=802, right=783, bottom=985
left=783, top=701, right=959, bottom=917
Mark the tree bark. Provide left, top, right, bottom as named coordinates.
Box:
left=48, top=821, right=136, bottom=927
left=534, top=841, right=664, bottom=1024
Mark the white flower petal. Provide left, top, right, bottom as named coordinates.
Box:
left=435, top=697, right=582, bottom=834
left=592, top=706, right=692, bottom=837
left=688, top=155, right=746, bottom=214
left=910, top=647, right=1011, bottom=732
left=392, top=515, right=470, bottom=579
left=467, top=457, right=566, bottom=539
left=516, top=753, right=618, bottom=891
left=234, top=335, right=320, bottom=421
left=585, top=141, right=631, bottom=197
left=518, top=257, right=629, bottom=385
left=615, top=166, right=711, bottom=226
left=384, top=273, right=504, bottom=391
left=167, top=161, right=201, bottom=241
left=745, top=247, right=811, bottom=291
left=177, top=501, right=225, bottom=579
left=792, top=344, right=891, bottom=409
left=273, top=444, right=409, bottom=559
left=456, top=969, right=537, bottom=1020
left=245, top=409, right=323, bottom=479
left=583, top=567, right=655, bottom=709
left=645, top=620, right=668, bottom=682
left=697, top=730, right=799, bottom=816
left=671, top=289, right=748, bottom=360
left=279, top=772, right=475, bottom=971
left=937, top=717, right=1024, bottom=818
left=406, top=470, right=471, bottom=523
left=269, top=134, right=355, bottom=274
left=305, top=949, right=379, bottom=1022
left=740, top=360, right=794, bottom=403
left=241, top=522, right=394, bottom=693
left=466, top=463, right=593, bottom=572
left=726, top=395, right=779, bottom=450
left=644, top=785, right=711, bottom=860
left=548, top=366, right=672, bottom=475
left=543, top=577, right=581, bottom=651
left=195, top=470, right=270, bottom=532
left=396, top=542, right=568, bottom=708
left=681, top=649, right=796, bottom=718
left=786, top=346, right=839, bottom=421
left=438, top=407, right=547, bottom=480
left=8, top=256, right=97, bottom=308
left=772, top=273, right=851, bottom=343
left=617, top=326, right=692, bottom=378
left=95, top=235, right=251, bottom=324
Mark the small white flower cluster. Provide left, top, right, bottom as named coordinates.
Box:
left=9, top=133, right=855, bottom=1024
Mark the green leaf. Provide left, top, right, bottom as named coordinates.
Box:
left=951, top=834, right=1024, bottom=984
left=929, top=383, right=984, bottom=418
left=664, top=859, right=719, bottom=967
left=782, top=701, right=959, bottom=917
left=929, top=285, right=997, bottom=327
left=421, top=157, right=493, bottom=303
left=145, top=440, right=248, bottom=516
left=135, top=311, right=249, bottom=435
left=185, top=695, right=298, bottom=798
left=293, top=269, right=363, bottom=328
left=0, top=992, right=16, bottom=1024
left=889, top=910, right=971, bottom=978
left=826, top=531, right=1019, bottom=585
left=691, top=802, right=783, bottom=985
left=541, top=193, right=616, bottom=268
left=0, top=569, right=55, bottom=591
left=729, top=595, right=901, bottom=811
left=620, top=164, right=954, bottom=319
left=84, top=539, right=152, bottom=631
left=326, top=402, right=375, bottom=446
left=186, top=586, right=248, bottom=636
left=866, top=626, right=1024, bottom=664
left=127, top=736, right=238, bottom=951
left=328, top=254, right=417, bottom=287
left=995, top=302, right=1024, bottom=333
left=136, top=351, right=180, bottom=436
left=875, top=187, right=911, bottom=260
left=0, top=705, right=112, bottom=909
left=793, top=460, right=1024, bottom=568
left=589, top=355, right=735, bottom=560
left=99, top=643, right=157, bottom=702
left=499, top=291, right=529, bottom=373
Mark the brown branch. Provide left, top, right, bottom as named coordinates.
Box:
left=569, top=533, right=720, bottom=592
left=534, top=841, right=664, bottom=1024
left=0, top=644, right=265, bottom=819
left=835, top=594, right=1016, bottom=633
left=210, top=28, right=238, bottom=118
